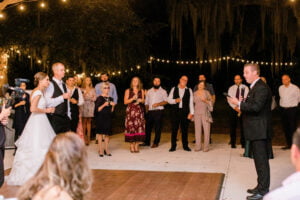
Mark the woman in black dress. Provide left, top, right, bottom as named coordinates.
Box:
left=94, top=82, right=115, bottom=157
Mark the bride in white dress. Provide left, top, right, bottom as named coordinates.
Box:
left=7, top=72, right=56, bottom=185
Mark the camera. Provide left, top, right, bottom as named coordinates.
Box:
left=2, top=78, right=30, bottom=108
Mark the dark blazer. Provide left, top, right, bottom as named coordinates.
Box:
left=241, top=79, right=272, bottom=141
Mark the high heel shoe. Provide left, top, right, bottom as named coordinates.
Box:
left=104, top=150, right=111, bottom=156
left=99, top=154, right=104, bottom=157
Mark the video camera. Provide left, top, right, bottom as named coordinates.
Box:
left=2, top=78, right=30, bottom=108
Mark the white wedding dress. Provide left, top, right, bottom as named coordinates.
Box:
left=6, top=90, right=56, bottom=185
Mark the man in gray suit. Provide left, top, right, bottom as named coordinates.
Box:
left=228, top=63, right=272, bottom=200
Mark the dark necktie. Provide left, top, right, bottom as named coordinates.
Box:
left=236, top=85, right=240, bottom=99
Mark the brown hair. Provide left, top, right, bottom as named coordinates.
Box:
left=130, top=76, right=143, bottom=91
left=198, top=80, right=206, bottom=88
left=293, top=128, right=300, bottom=150
left=82, top=77, right=93, bottom=89
left=34, top=72, right=48, bottom=87
left=17, top=132, right=92, bottom=200
left=244, top=63, right=260, bottom=76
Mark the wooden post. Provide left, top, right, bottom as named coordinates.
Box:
left=0, top=50, right=8, bottom=96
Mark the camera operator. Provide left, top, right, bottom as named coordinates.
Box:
left=13, top=82, right=30, bottom=143
left=0, top=103, right=12, bottom=187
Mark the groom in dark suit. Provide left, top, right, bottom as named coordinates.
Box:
left=45, top=62, right=71, bottom=134
left=228, top=63, right=272, bottom=200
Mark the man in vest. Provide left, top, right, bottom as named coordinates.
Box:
left=66, top=76, right=84, bottom=132
left=45, top=62, right=71, bottom=134
left=168, top=75, right=194, bottom=152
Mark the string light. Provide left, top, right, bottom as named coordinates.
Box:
left=18, top=4, right=25, bottom=11
left=0, top=13, right=5, bottom=19
left=40, top=2, right=46, bottom=9
left=148, top=56, right=296, bottom=67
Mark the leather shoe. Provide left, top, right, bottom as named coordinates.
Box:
left=151, top=144, right=158, bottom=148
left=246, top=193, right=264, bottom=200
left=247, top=188, right=258, bottom=194
left=183, top=147, right=191, bottom=151
left=169, top=147, right=176, bottom=152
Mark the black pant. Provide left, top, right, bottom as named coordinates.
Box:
left=251, top=139, right=270, bottom=194
left=48, top=114, right=71, bottom=134
left=281, top=107, right=298, bottom=147
left=171, top=109, right=189, bottom=149
left=70, top=116, right=79, bottom=133
left=0, top=126, right=5, bottom=187
left=145, top=110, right=163, bottom=145
left=229, top=109, right=245, bottom=146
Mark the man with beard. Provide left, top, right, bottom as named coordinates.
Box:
left=95, top=72, right=118, bottom=104
left=141, top=76, right=168, bottom=148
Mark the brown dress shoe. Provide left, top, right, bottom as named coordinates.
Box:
left=151, top=144, right=158, bottom=148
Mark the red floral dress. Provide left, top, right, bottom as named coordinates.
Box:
left=125, top=89, right=146, bottom=142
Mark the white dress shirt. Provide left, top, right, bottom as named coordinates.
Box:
left=168, top=86, right=194, bottom=115
left=264, top=172, right=300, bottom=200
left=45, top=77, right=71, bottom=118
left=279, top=83, right=300, bottom=108
left=227, top=84, right=249, bottom=109
left=145, top=87, right=168, bottom=111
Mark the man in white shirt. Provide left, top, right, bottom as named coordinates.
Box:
left=45, top=62, right=71, bottom=134
left=168, top=75, right=194, bottom=152
left=142, top=77, right=168, bottom=148
left=264, top=128, right=300, bottom=200
left=227, top=75, right=249, bottom=148
left=95, top=72, right=118, bottom=104
left=279, top=74, right=300, bottom=150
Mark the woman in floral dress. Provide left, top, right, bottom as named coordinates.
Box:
left=124, top=77, right=145, bottom=153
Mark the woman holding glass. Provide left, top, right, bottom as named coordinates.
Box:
left=94, top=82, right=115, bottom=157
left=124, top=77, right=146, bottom=153
left=193, top=81, right=213, bottom=152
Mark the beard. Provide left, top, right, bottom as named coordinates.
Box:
left=153, top=85, right=160, bottom=89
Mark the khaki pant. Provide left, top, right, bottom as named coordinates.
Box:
left=194, top=114, right=211, bottom=151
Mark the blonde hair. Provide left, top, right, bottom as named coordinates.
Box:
left=82, top=77, right=93, bottom=89
left=17, top=132, right=92, bottom=200
left=100, top=82, right=110, bottom=92
left=130, top=76, right=143, bottom=91
left=52, top=62, right=64, bottom=71
left=34, top=72, right=48, bottom=87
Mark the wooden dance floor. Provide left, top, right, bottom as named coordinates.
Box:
left=1, top=169, right=224, bottom=200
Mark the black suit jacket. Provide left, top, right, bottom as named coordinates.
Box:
left=241, top=79, right=272, bottom=141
